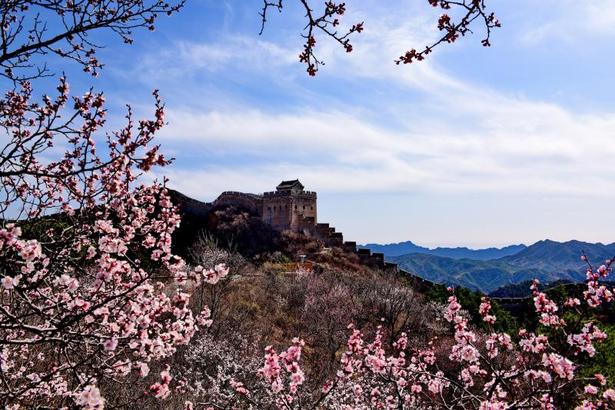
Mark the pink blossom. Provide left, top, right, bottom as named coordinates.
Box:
left=19, top=240, right=43, bottom=262
left=2, top=276, right=15, bottom=290
left=103, top=338, right=118, bottom=351
left=595, top=373, right=606, bottom=386
left=150, top=368, right=172, bottom=399
left=479, top=297, right=497, bottom=324
left=75, top=385, right=105, bottom=410
left=139, top=363, right=150, bottom=378
left=584, top=385, right=598, bottom=395
left=542, top=353, right=575, bottom=380
left=230, top=378, right=250, bottom=396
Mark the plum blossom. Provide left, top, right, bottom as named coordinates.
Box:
left=74, top=385, right=104, bottom=410
left=2, top=276, right=15, bottom=290
left=0, top=81, right=219, bottom=407
left=150, top=367, right=172, bottom=399
left=479, top=297, right=497, bottom=324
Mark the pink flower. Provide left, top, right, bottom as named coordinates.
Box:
left=564, top=297, right=581, bottom=307
left=428, top=378, right=443, bottom=394
left=479, top=400, right=507, bottom=410
left=479, top=297, right=497, bottom=324
left=542, top=353, right=575, bottom=380
left=19, top=239, right=42, bottom=262
left=86, top=246, right=97, bottom=259
left=584, top=385, right=598, bottom=395
left=595, top=373, right=606, bottom=386
left=353, top=384, right=363, bottom=397
left=103, top=338, right=118, bottom=351
left=150, top=367, right=172, bottom=399
left=2, top=276, right=15, bottom=290
left=230, top=379, right=250, bottom=396
left=139, top=363, right=150, bottom=378
left=75, top=385, right=105, bottom=410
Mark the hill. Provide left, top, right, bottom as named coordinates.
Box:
left=391, top=240, right=615, bottom=294
left=361, top=241, right=526, bottom=260
left=500, top=239, right=615, bottom=272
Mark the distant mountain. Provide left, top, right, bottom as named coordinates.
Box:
left=360, top=241, right=526, bottom=260
left=359, top=241, right=429, bottom=257
left=390, top=240, right=615, bottom=294
left=500, top=240, right=615, bottom=272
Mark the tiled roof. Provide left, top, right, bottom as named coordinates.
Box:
left=276, top=179, right=304, bottom=191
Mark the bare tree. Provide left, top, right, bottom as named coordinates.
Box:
left=260, top=0, right=499, bottom=75
left=0, top=0, right=184, bottom=83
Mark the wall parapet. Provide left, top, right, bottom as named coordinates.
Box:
left=263, top=190, right=317, bottom=198
left=216, top=191, right=263, bottom=200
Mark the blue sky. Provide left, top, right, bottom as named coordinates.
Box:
left=19, top=0, right=615, bottom=247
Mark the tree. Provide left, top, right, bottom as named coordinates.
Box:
left=0, top=0, right=184, bottom=82
left=222, top=259, right=615, bottom=409
left=0, top=1, right=231, bottom=408
left=260, top=0, right=499, bottom=75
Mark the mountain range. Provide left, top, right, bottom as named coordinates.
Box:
left=365, top=240, right=615, bottom=294
left=360, top=241, right=526, bottom=260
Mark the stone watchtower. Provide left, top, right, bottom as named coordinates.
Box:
left=262, top=179, right=317, bottom=232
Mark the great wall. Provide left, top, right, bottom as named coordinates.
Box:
left=174, top=179, right=549, bottom=302
left=203, top=179, right=438, bottom=289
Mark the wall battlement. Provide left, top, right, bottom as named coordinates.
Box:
left=263, top=190, right=317, bottom=198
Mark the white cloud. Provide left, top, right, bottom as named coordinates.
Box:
left=158, top=93, right=615, bottom=200
left=174, top=36, right=297, bottom=71
left=519, top=0, right=615, bottom=45
left=131, top=1, right=615, bottom=203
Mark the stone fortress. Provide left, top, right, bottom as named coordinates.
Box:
left=215, top=179, right=317, bottom=233
left=208, top=180, right=524, bottom=302
left=214, top=179, right=393, bottom=270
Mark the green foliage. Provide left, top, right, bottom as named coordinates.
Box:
left=14, top=215, right=71, bottom=241
left=578, top=323, right=615, bottom=387
left=426, top=283, right=518, bottom=334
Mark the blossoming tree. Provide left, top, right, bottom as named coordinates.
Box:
left=0, top=0, right=230, bottom=407
left=223, top=258, right=614, bottom=409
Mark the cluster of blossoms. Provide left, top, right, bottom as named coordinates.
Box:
left=260, top=1, right=363, bottom=76
left=479, top=297, right=497, bottom=325
left=257, top=338, right=306, bottom=406
left=582, top=257, right=614, bottom=308
left=531, top=280, right=564, bottom=327
left=0, top=80, right=227, bottom=408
